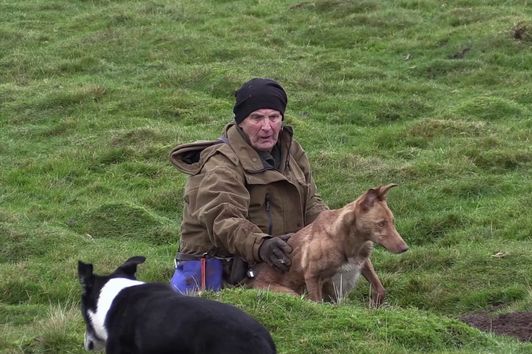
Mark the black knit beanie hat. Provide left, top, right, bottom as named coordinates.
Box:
left=233, top=78, right=288, bottom=124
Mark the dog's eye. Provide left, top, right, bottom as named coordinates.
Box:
left=377, top=221, right=386, bottom=227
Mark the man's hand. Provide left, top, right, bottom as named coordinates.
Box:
left=259, top=234, right=293, bottom=272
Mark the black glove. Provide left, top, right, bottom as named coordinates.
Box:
left=259, top=234, right=293, bottom=273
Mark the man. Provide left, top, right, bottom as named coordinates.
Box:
left=169, top=78, right=328, bottom=293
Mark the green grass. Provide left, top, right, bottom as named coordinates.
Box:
left=1, top=0, right=531, bottom=352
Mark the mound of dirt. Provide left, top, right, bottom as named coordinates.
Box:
left=461, top=312, right=532, bottom=342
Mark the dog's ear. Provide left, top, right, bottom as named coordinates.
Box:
left=78, top=261, right=94, bottom=288
left=377, top=184, right=398, bottom=200
left=116, top=256, right=146, bottom=277
left=361, top=184, right=398, bottom=210
left=360, top=188, right=379, bottom=210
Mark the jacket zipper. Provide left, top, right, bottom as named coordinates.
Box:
left=265, top=193, right=273, bottom=235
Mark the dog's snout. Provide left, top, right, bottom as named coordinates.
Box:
left=386, top=241, right=409, bottom=254
left=398, top=245, right=409, bottom=253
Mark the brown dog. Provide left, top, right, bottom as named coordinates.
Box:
left=248, top=184, right=408, bottom=306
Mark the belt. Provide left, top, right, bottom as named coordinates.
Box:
left=175, top=252, right=233, bottom=262
left=175, top=252, right=205, bottom=261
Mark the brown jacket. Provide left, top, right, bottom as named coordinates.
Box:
left=170, top=123, right=328, bottom=263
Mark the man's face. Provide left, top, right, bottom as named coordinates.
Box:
left=238, top=108, right=283, bottom=152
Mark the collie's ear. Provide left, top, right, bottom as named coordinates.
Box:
left=116, top=256, right=146, bottom=277
left=78, top=261, right=94, bottom=288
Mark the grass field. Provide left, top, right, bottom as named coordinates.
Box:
left=1, top=0, right=531, bottom=353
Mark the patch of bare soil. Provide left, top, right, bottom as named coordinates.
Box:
left=512, top=22, right=530, bottom=42
left=461, top=312, right=532, bottom=342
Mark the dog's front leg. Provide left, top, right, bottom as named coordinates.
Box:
left=305, top=276, right=323, bottom=302
left=361, top=258, right=385, bottom=308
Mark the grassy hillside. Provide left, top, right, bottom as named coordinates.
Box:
left=1, top=0, right=531, bottom=353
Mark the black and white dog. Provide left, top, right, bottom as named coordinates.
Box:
left=78, top=256, right=276, bottom=354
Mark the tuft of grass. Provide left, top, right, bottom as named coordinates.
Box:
left=1, top=302, right=86, bottom=354
left=28, top=302, right=83, bottom=353
left=451, top=96, right=527, bottom=121
left=207, top=289, right=517, bottom=354
left=68, top=202, right=178, bottom=245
